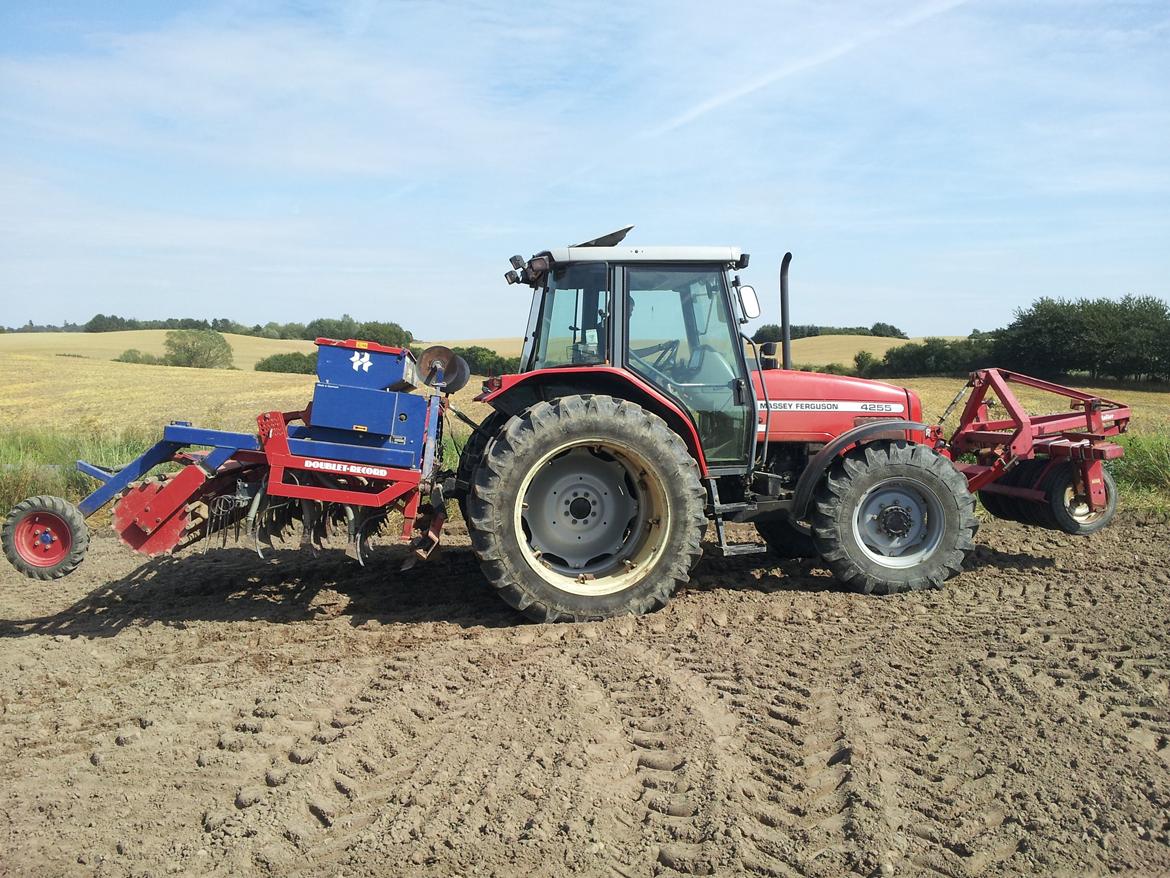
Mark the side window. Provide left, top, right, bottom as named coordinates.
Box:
left=681, top=277, right=739, bottom=382
left=533, top=263, right=608, bottom=368
left=628, top=288, right=691, bottom=365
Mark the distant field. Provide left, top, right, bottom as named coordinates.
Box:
left=0, top=332, right=956, bottom=372
left=424, top=335, right=963, bottom=366
left=0, top=330, right=314, bottom=370
left=1, top=347, right=1165, bottom=512
left=0, top=352, right=492, bottom=435
left=789, top=334, right=962, bottom=365
left=423, top=337, right=525, bottom=358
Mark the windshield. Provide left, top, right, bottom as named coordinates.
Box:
left=532, top=262, right=608, bottom=369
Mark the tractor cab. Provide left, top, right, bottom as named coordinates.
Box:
left=505, top=227, right=761, bottom=469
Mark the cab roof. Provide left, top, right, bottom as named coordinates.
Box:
left=546, top=244, right=745, bottom=266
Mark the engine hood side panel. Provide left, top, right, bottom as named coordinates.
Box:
left=752, top=369, right=916, bottom=442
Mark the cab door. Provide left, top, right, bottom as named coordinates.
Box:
left=622, top=264, right=754, bottom=468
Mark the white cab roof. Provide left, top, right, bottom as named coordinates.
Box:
left=546, top=245, right=743, bottom=265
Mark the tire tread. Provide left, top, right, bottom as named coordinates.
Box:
left=467, top=395, right=705, bottom=621
left=809, top=441, right=978, bottom=595
left=1, top=495, right=89, bottom=580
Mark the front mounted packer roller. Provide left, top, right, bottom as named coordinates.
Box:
left=2, top=228, right=1132, bottom=621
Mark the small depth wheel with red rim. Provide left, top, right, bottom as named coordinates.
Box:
left=2, top=496, right=89, bottom=580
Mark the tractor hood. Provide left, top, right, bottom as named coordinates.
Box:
left=752, top=369, right=922, bottom=443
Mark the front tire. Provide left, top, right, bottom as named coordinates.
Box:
left=467, top=395, right=706, bottom=622
left=2, top=496, right=89, bottom=580
left=810, top=441, right=978, bottom=595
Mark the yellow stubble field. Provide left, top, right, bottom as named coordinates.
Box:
left=0, top=352, right=494, bottom=435
left=2, top=347, right=1165, bottom=436
left=0, top=330, right=315, bottom=371
left=427, top=335, right=964, bottom=366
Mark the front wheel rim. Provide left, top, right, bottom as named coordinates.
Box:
left=515, top=439, right=669, bottom=597
left=13, top=511, right=72, bottom=567
left=851, top=477, right=945, bottom=569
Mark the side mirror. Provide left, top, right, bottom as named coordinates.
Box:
left=737, top=284, right=761, bottom=320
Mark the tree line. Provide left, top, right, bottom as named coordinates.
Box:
left=752, top=321, right=908, bottom=342
left=2, top=313, right=412, bottom=349
left=254, top=343, right=521, bottom=376
left=841, top=296, right=1170, bottom=383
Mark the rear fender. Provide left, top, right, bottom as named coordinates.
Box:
left=790, top=420, right=930, bottom=522
left=479, top=367, right=708, bottom=475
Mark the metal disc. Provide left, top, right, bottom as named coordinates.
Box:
left=417, top=345, right=457, bottom=386
left=445, top=355, right=470, bottom=394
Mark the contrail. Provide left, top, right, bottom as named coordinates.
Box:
left=643, top=0, right=970, bottom=138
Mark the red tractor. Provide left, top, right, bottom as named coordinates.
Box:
left=456, top=227, right=1129, bottom=620
left=0, top=227, right=1130, bottom=624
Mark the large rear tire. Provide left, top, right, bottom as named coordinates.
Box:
left=455, top=409, right=510, bottom=523
left=810, top=441, right=978, bottom=595
left=467, top=395, right=706, bottom=622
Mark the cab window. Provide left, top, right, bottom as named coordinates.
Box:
left=533, top=263, right=608, bottom=368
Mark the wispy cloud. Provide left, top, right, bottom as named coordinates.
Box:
left=643, top=0, right=970, bottom=137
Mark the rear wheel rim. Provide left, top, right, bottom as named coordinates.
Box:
left=852, top=477, right=945, bottom=569
left=1062, top=484, right=1109, bottom=523
left=13, top=511, right=72, bottom=567
left=516, top=439, right=669, bottom=597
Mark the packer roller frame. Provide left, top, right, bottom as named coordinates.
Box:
left=935, top=368, right=1130, bottom=515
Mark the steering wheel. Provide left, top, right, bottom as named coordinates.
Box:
left=631, top=338, right=679, bottom=372
left=652, top=338, right=679, bottom=371
left=629, top=348, right=679, bottom=391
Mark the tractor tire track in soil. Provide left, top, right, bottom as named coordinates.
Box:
left=1, top=517, right=1169, bottom=875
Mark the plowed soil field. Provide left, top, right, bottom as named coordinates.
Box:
left=2, top=517, right=1168, bottom=877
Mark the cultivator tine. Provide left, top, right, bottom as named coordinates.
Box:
left=344, top=508, right=384, bottom=566
left=269, top=502, right=295, bottom=544
left=344, top=510, right=362, bottom=564
left=259, top=518, right=274, bottom=550
left=299, top=500, right=325, bottom=556
left=401, top=507, right=446, bottom=571
left=247, top=494, right=270, bottom=557
left=343, top=505, right=367, bottom=566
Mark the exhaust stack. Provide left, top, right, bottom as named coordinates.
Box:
left=780, top=252, right=792, bottom=370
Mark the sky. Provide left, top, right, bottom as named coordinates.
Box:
left=1, top=0, right=1167, bottom=340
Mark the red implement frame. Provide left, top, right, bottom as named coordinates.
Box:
left=256, top=410, right=422, bottom=538
left=938, top=369, right=1130, bottom=512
